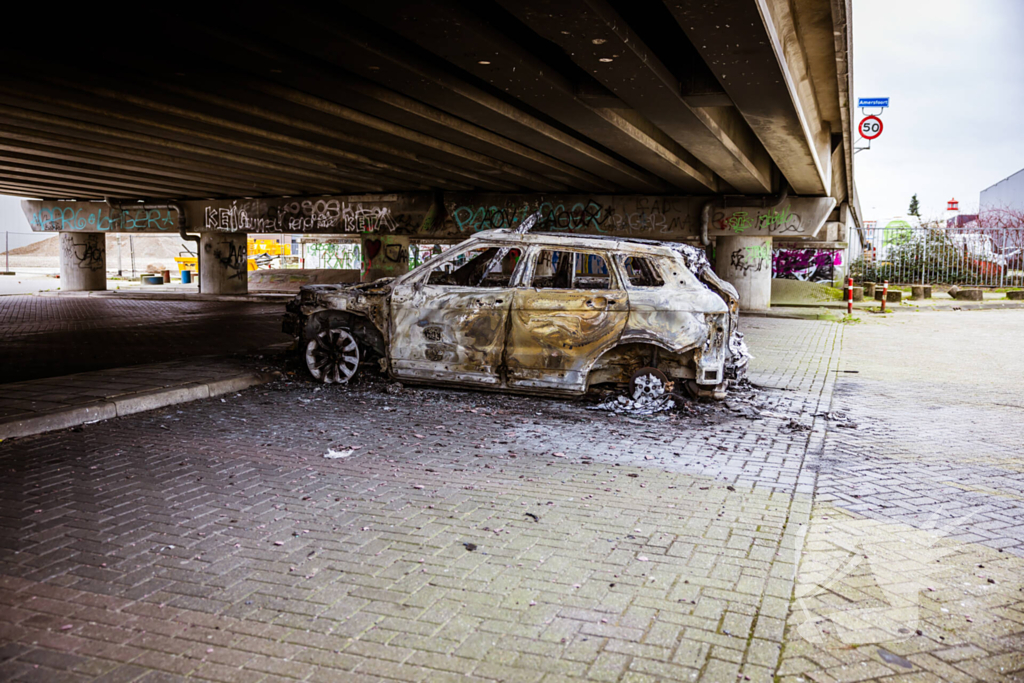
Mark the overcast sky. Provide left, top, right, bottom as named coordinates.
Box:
left=3, top=2, right=1023, bottom=233
left=852, top=0, right=1024, bottom=221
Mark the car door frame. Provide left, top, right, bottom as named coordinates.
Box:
left=389, top=242, right=522, bottom=386
left=504, top=245, right=629, bottom=393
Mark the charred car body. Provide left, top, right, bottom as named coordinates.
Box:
left=283, top=230, right=750, bottom=400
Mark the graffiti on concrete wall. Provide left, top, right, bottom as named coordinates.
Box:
left=444, top=196, right=697, bottom=238
left=23, top=195, right=836, bottom=242
left=28, top=205, right=177, bottom=232
left=60, top=234, right=105, bottom=271
left=772, top=249, right=842, bottom=282
left=715, top=205, right=802, bottom=235
left=202, top=199, right=406, bottom=233
left=729, top=242, right=771, bottom=275
left=306, top=243, right=361, bottom=269
left=205, top=240, right=248, bottom=280
left=22, top=196, right=436, bottom=235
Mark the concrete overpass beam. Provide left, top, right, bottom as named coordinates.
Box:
left=59, top=232, right=106, bottom=291
left=666, top=0, right=831, bottom=196
left=200, top=233, right=248, bottom=295
left=501, top=0, right=773, bottom=194
left=715, top=236, right=772, bottom=312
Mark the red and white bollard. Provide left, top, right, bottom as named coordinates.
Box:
left=847, top=276, right=854, bottom=315
left=880, top=280, right=889, bottom=312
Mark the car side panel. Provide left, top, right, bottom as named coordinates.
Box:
left=505, top=289, right=628, bottom=392
left=389, top=283, right=511, bottom=385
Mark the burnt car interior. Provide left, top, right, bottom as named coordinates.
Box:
left=622, top=256, right=665, bottom=288
left=426, top=247, right=521, bottom=288
left=533, top=250, right=613, bottom=290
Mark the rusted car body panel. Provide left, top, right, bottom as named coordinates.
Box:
left=390, top=285, right=511, bottom=385
left=284, top=230, right=749, bottom=397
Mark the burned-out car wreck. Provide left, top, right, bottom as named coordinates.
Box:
left=283, top=230, right=750, bottom=400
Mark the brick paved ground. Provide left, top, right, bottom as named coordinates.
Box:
left=781, top=311, right=1024, bottom=682
left=0, top=311, right=1021, bottom=682
left=0, top=297, right=290, bottom=384
left=0, top=316, right=841, bottom=682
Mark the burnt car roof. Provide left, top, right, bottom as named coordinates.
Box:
left=463, top=229, right=693, bottom=252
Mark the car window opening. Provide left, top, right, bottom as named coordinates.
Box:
left=622, top=256, right=665, bottom=287
left=427, top=247, right=520, bottom=288
left=533, top=250, right=612, bottom=290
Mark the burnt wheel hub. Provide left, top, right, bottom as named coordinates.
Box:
left=305, top=328, right=360, bottom=384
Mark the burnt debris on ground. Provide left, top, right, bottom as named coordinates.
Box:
left=239, top=346, right=810, bottom=437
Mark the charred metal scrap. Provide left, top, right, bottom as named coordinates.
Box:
left=284, top=228, right=750, bottom=400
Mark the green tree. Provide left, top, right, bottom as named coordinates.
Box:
left=908, top=194, right=921, bottom=217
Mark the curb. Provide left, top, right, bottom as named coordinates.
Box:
left=745, top=302, right=1024, bottom=321
left=743, top=309, right=832, bottom=321
left=0, top=372, right=276, bottom=440
left=37, top=290, right=293, bottom=303
left=773, top=301, right=1024, bottom=312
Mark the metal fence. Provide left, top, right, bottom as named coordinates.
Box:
left=849, top=225, right=1024, bottom=287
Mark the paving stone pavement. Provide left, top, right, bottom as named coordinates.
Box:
left=0, top=296, right=290, bottom=384
left=0, top=356, right=273, bottom=438
left=781, top=311, right=1024, bottom=683
left=0, top=311, right=1021, bottom=682
left=0, top=315, right=841, bottom=682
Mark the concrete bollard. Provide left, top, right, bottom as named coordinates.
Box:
left=953, top=289, right=983, bottom=301
left=874, top=289, right=902, bottom=303
left=843, top=286, right=864, bottom=301
left=862, top=282, right=876, bottom=297
left=1007, top=290, right=1024, bottom=300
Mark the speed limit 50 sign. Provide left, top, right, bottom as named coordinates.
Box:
left=858, top=115, right=883, bottom=140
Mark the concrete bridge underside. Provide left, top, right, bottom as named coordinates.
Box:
left=2, top=0, right=860, bottom=307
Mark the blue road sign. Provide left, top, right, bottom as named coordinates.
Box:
left=858, top=97, right=889, bottom=108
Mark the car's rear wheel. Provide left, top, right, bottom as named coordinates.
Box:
left=629, top=367, right=670, bottom=400
left=305, top=327, right=361, bottom=384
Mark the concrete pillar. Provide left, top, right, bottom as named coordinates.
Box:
left=361, top=233, right=410, bottom=282
left=200, top=233, right=248, bottom=295
left=715, top=236, right=772, bottom=311
left=59, top=232, right=106, bottom=291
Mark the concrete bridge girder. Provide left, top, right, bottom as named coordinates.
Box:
left=25, top=193, right=841, bottom=304
left=0, top=1, right=857, bottom=207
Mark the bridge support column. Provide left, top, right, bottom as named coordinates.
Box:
left=200, top=233, right=248, bottom=295
left=715, top=236, right=772, bottom=311
left=59, top=232, right=106, bottom=291
left=361, top=233, right=410, bottom=282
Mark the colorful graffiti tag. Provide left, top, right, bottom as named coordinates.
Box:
left=26, top=204, right=177, bottom=232
left=772, top=249, right=842, bottom=282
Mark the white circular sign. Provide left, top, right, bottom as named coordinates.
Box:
left=858, top=115, right=883, bottom=140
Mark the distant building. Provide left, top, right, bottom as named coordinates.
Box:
left=947, top=214, right=978, bottom=228
left=980, top=167, right=1024, bottom=213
